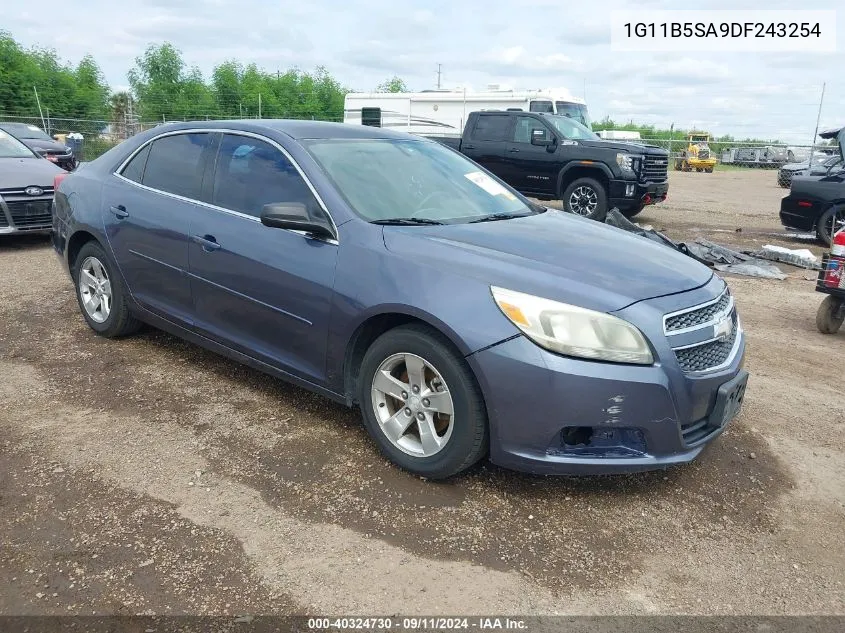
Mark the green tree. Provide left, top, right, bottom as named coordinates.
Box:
left=376, top=76, right=407, bottom=93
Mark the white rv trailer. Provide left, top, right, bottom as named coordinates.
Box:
left=596, top=130, right=641, bottom=141
left=343, top=88, right=591, bottom=136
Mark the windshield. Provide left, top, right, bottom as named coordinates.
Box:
left=0, top=130, right=37, bottom=158
left=545, top=115, right=599, bottom=140
left=691, top=136, right=709, bottom=143
left=555, top=102, right=591, bottom=128
left=306, top=139, right=536, bottom=224
left=0, top=123, right=51, bottom=140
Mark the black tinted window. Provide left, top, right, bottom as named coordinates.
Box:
left=513, top=117, right=551, bottom=144
left=121, top=144, right=151, bottom=183
left=213, top=134, right=320, bottom=219
left=471, top=115, right=510, bottom=142
left=142, top=133, right=211, bottom=199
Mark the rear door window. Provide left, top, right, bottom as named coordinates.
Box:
left=471, top=115, right=511, bottom=142
left=211, top=134, right=321, bottom=219
left=120, top=144, right=152, bottom=183
left=141, top=133, right=212, bottom=200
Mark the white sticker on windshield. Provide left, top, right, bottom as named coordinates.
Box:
left=464, top=171, right=516, bottom=200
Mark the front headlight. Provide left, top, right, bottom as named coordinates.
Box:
left=616, top=152, right=637, bottom=175
left=491, top=287, right=654, bottom=365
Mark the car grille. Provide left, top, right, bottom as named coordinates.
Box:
left=3, top=199, right=53, bottom=228
left=664, top=288, right=731, bottom=332
left=674, top=315, right=739, bottom=373
left=641, top=155, right=669, bottom=182
left=664, top=286, right=740, bottom=374
left=0, top=212, right=8, bottom=228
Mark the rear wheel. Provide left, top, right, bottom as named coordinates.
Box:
left=816, top=206, right=845, bottom=247
left=816, top=296, right=844, bottom=334
left=705, top=167, right=714, bottom=173
left=357, top=324, right=488, bottom=479
left=73, top=241, right=141, bottom=338
left=562, top=177, right=608, bottom=221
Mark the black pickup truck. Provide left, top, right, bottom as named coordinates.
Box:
left=427, top=110, right=669, bottom=220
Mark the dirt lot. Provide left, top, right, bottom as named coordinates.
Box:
left=1, top=168, right=843, bottom=616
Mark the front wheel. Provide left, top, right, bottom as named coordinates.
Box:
left=816, top=295, right=844, bottom=334
left=73, top=241, right=141, bottom=338
left=562, top=177, right=608, bottom=221
left=357, top=324, right=488, bottom=479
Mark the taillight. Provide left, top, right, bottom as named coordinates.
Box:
left=53, top=173, right=69, bottom=191
left=798, top=200, right=812, bottom=208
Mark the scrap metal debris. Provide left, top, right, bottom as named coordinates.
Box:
left=746, top=245, right=821, bottom=270
left=603, top=209, right=788, bottom=279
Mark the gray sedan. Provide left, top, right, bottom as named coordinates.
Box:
left=0, top=129, right=64, bottom=235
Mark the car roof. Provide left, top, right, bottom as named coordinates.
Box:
left=158, top=119, right=415, bottom=141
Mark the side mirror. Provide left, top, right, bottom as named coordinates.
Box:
left=531, top=129, right=553, bottom=147
left=260, top=202, right=335, bottom=239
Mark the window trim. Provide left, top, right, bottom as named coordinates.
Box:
left=113, top=128, right=339, bottom=243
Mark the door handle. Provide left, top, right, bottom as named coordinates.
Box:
left=463, top=144, right=476, bottom=150
left=109, top=205, right=129, bottom=219
left=191, top=234, right=222, bottom=252
left=507, top=148, right=520, bottom=153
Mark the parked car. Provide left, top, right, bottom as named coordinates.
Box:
left=426, top=110, right=669, bottom=220
left=53, top=120, right=747, bottom=479
left=0, top=122, right=77, bottom=171
left=777, top=152, right=841, bottom=188
left=0, top=128, right=65, bottom=235
left=780, top=127, right=845, bottom=245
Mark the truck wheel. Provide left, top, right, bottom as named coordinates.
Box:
left=816, top=296, right=844, bottom=334
left=705, top=167, right=714, bottom=173
left=816, top=206, right=845, bottom=247
left=562, top=177, right=608, bottom=221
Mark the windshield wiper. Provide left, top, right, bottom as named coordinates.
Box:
left=468, top=212, right=536, bottom=223
left=370, top=217, right=445, bottom=226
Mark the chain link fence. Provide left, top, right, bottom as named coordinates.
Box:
left=1, top=111, right=838, bottom=170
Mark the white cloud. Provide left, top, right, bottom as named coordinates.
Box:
left=2, top=0, right=841, bottom=143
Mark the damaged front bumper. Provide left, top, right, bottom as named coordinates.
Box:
left=467, top=286, right=747, bottom=475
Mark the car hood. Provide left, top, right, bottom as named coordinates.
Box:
left=23, top=138, right=69, bottom=153
left=576, top=139, right=668, bottom=155
left=382, top=211, right=712, bottom=313
left=782, top=161, right=810, bottom=171
left=0, top=157, right=64, bottom=188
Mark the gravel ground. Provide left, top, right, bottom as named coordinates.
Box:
left=0, top=168, right=843, bottom=616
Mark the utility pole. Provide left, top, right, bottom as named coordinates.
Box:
left=33, top=86, right=46, bottom=130
left=809, top=82, right=826, bottom=163
left=258, top=93, right=262, bottom=119
left=436, top=64, right=442, bottom=90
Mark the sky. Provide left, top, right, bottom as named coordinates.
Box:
left=6, top=0, right=844, bottom=143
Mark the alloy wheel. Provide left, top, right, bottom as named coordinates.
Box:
left=78, top=256, right=112, bottom=323
left=370, top=352, right=455, bottom=457
left=568, top=185, right=598, bottom=216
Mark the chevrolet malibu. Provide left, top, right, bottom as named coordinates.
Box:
left=52, top=120, right=747, bottom=479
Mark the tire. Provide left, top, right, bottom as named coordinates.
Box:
left=561, top=177, right=608, bottom=221
left=816, top=206, right=845, bottom=247
left=816, top=296, right=844, bottom=334
left=705, top=167, right=714, bottom=173
left=73, top=241, right=141, bottom=338
left=357, top=324, right=488, bottom=479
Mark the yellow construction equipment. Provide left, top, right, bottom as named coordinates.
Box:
left=675, top=132, right=717, bottom=173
